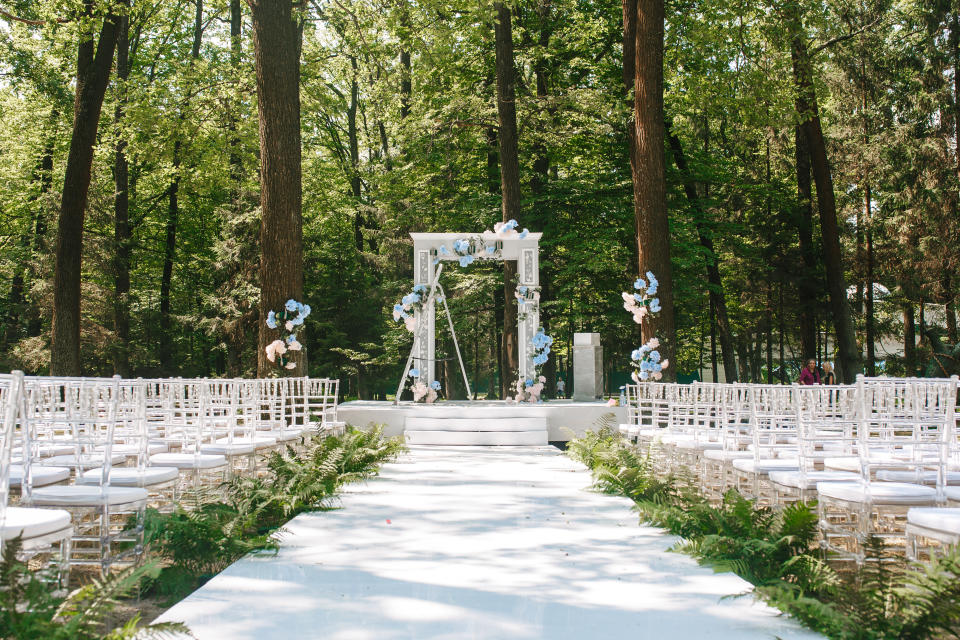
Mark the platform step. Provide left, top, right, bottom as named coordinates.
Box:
left=405, top=417, right=546, bottom=433
left=404, top=430, right=549, bottom=446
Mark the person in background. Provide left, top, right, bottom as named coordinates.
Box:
left=556, top=377, right=566, bottom=399
left=822, top=362, right=836, bottom=385
left=799, top=358, right=821, bottom=385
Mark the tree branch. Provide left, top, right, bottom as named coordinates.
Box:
left=0, top=6, right=71, bottom=24
left=811, top=15, right=884, bottom=56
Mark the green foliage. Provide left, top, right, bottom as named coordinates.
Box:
left=0, top=536, right=188, bottom=640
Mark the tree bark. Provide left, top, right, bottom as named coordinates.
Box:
left=630, top=0, right=676, bottom=374
left=494, top=1, right=521, bottom=394
left=789, top=9, right=861, bottom=382
left=113, top=13, right=132, bottom=377
left=793, top=125, right=817, bottom=360
left=903, top=303, right=916, bottom=375
left=665, top=122, right=736, bottom=380
left=50, top=3, right=123, bottom=375
left=249, top=0, right=304, bottom=377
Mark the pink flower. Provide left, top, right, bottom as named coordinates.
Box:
left=285, top=362, right=296, bottom=370
left=404, top=315, right=417, bottom=332
left=660, top=358, right=669, bottom=369
left=285, top=321, right=294, bottom=331
left=607, top=398, right=618, bottom=406
left=648, top=337, right=660, bottom=349
left=287, top=340, right=302, bottom=352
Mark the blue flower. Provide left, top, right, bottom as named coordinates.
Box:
left=525, top=378, right=534, bottom=388
left=653, top=363, right=662, bottom=373
left=649, top=350, right=661, bottom=363
left=291, top=316, right=304, bottom=326
left=639, top=370, right=650, bottom=381
left=438, top=245, right=449, bottom=255
left=402, top=294, right=415, bottom=305
left=518, top=228, right=529, bottom=239
left=517, top=299, right=525, bottom=306
left=286, top=334, right=297, bottom=344
left=633, top=293, right=644, bottom=304
left=433, top=258, right=440, bottom=265
left=266, top=311, right=277, bottom=329
left=302, top=304, right=311, bottom=317
left=430, top=380, right=441, bottom=391
left=485, top=245, right=497, bottom=254
left=285, top=299, right=298, bottom=312
left=459, top=255, right=475, bottom=267
left=518, top=286, right=528, bottom=295
left=634, top=278, right=646, bottom=291
left=504, top=219, right=518, bottom=230
left=411, top=293, right=421, bottom=303
left=436, top=295, right=445, bottom=304
left=409, top=368, right=420, bottom=377
left=413, top=284, right=426, bottom=294
left=649, top=298, right=661, bottom=313
left=393, top=303, right=404, bottom=313
left=631, top=349, right=643, bottom=361
left=454, top=239, right=470, bottom=253
left=645, top=271, right=659, bottom=295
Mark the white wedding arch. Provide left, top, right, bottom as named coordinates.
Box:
left=396, top=231, right=542, bottom=402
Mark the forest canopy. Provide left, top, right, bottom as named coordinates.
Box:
left=0, top=0, right=955, bottom=396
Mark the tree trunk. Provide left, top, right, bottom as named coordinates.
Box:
left=789, top=10, right=861, bottom=382
left=665, top=122, right=736, bottom=380
left=904, top=303, right=916, bottom=375
left=630, top=0, right=676, bottom=373
left=793, top=125, right=817, bottom=360
left=50, top=4, right=123, bottom=376
left=113, top=13, right=132, bottom=377
left=250, top=0, right=304, bottom=377
left=494, top=1, right=521, bottom=394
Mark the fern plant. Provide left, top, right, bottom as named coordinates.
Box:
left=0, top=536, right=190, bottom=640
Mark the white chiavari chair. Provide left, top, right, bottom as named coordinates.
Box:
left=21, top=377, right=149, bottom=574
left=0, top=371, right=72, bottom=584
left=817, top=376, right=955, bottom=562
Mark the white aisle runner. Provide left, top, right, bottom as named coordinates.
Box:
left=156, top=446, right=822, bottom=639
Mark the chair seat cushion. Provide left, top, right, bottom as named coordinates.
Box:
left=215, top=436, right=277, bottom=450
left=13, top=444, right=76, bottom=458
left=908, top=507, right=960, bottom=535
left=946, top=486, right=960, bottom=502
left=95, top=443, right=168, bottom=456
left=817, top=481, right=938, bottom=505
left=38, top=453, right=127, bottom=468
left=732, top=458, right=800, bottom=474
left=29, top=485, right=148, bottom=507
left=201, top=442, right=257, bottom=456
left=76, top=466, right=179, bottom=487
left=703, top=450, right=752, bottom=462
left=150, top=453, right=227, bottom=470
left=768, top=470, right=860, bottom=490
left=674, top=439, right=723, bottom=451
left=8, top=465, right=71, bottom=488
left=875, top=470, right=960, bottom=485
left=269, top=429, right=305, bottom=442
left=1, top=506, right=72, bottom=541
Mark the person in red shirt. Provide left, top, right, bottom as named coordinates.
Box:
left=799, top=358, right=821, bottom=385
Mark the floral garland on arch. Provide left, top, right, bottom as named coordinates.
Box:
left=512, top=327, right=553, bottom=403
left=406, top=368, right=442, bottom=403
left=392, top=219, right=533, bottom=334
left=264, top=299, right=311, bottom=370
left=623, top=272, right=669, bottom=382
left=515, top=284, right=541, bottom=323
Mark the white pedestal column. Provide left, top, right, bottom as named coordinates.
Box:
left=572, top=333, right=603, bottom=401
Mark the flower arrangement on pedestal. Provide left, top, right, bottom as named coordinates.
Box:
left=623, top=271, right=669, bottom=382
left=406, top=368, right=441, bottom=403
left=264, top=299, right=310, bottom=370
left=513, top=327, right=553, bottom=403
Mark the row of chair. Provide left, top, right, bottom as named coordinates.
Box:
left=0, top=373, right=342, bottom=583
left=620, top=376, right=960, bottom=563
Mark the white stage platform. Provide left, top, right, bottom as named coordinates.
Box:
left=337, top=400, right=626, bottom=444
left=155, top=446, right=822, bottom=640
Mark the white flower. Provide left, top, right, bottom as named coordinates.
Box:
left=631, top=371, right=640, bottom=384
left=285, top=362, right=296, bottom=370
left=621, top=292, right=634, bottom=303
left=285, top=321, right=294, bottom=331
left=404, top=315, right=417, bottom=332
left=660, top=359, right=669, bottom=369
left=538, top=375, right=546, bottom=383
left=265, top=339, right=287, bottom=362
left=648, top=337, right=660, bottom=349
left=287, top=340, right=302, bottom=351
